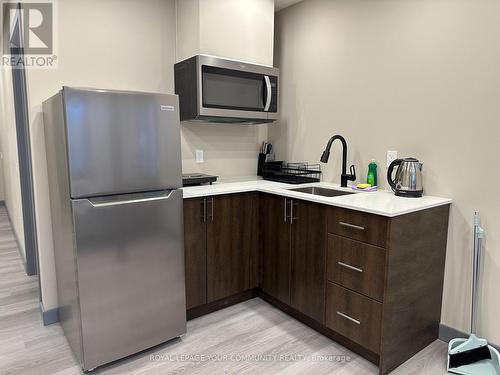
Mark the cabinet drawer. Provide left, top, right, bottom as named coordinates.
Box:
left=327, top=208, right=388, bottom=248
left=327, top=235, right=386, bottom=301
left=326, top=282, right=382, bottom=354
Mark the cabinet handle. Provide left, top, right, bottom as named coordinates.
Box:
left=284, top=198, right=288, bottom=223
left=210, top=197, right=214, bottom=222
left=203, top=198, right=207, bottom=223
left=290, top=200, right=298, bottom=224
left=337, top=311, right=361, bottom=325
left=206, top=197, right=214, bottom=222
left=338, top=261, right=363, bottom=273
left=339, top=222, right=365, bottom=231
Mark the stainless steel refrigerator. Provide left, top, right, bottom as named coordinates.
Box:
left=43, top=87, right=186, bottom=371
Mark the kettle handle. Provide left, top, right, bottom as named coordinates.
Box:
left=387, top=159, right=403, bottom=192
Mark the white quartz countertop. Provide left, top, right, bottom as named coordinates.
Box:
left=181, top=178, right=452, bottom=217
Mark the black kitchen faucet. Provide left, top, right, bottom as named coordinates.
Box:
left=320, top=135, right=356, bottom=188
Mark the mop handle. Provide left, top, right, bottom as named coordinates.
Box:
left=471, top=212, right=485, bottom=335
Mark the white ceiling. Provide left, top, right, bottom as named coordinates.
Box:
left=274, top=0, right=303, bottom=12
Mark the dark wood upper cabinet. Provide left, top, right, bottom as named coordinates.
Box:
left=260, top=194, right=291, bottom=305
left=206, top=193, right=258, bottom=302
left=183, top=198, right=207, bottom=309
left=290, top=199, right=327, bottom=324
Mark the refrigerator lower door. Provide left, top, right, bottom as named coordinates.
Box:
left=72, top=189, right=186, bottom=371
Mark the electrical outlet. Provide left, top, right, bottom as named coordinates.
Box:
left=387, top=150, right=398, bottom=167
left=195, top=149, right=204, bottom=163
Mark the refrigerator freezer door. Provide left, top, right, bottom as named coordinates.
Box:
left=72, top=189, right=186, bottom=371
left=63, top=87, right=182, bottom=198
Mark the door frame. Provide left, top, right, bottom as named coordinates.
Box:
left=8, top=3, right=40, bottom=278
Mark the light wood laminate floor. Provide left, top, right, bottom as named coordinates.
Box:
left=0, top=206, right=449, bottom=375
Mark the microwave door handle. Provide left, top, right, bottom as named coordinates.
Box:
left=264, top=75, right=272, bottom=112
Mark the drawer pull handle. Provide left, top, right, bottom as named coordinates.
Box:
left=338, top=261, right=363, bottom=273
left=337, top=311, right=361, bottom=325
left=339, top=221, right=365, bottom=231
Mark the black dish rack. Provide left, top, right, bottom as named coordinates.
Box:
left=262, top=161, right=322, bottom=184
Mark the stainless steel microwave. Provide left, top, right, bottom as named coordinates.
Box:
left=174, top=55, right=279, bottom=124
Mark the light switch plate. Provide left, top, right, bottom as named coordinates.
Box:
left=387, top=150, right=398, bottom=167
left=195, top=149, right=204, bottom=163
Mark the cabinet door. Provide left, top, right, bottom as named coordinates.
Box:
left=184, top=198, right=207, bottom=309
left=260, top=194, right=291, bottom=304
left=291, top=199, right=327, bottom=324
left=248, top=193, right=260, bottom=290
left=207, top=193, right=257, bottom=302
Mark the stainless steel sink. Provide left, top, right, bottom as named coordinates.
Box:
left=288, top=186, right=354, bottom=197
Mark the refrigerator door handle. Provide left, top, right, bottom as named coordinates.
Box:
left=88, top=190, right=175, bottom=208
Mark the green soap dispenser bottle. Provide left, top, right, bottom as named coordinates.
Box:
left=367, top=159, right=378, bottom=186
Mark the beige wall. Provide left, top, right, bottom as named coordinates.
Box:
left=175, top=0, right=274, bottom=177
left=30, top=0, right=274, bottom=310
left=0, top=66, right=25, bottom=260
left=181, top=123, right=268, bottom=176
left=272, top=0, right=500, bottom=343
left=27, top=0, right=177, bottom=310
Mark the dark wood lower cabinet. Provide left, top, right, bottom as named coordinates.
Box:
left=328, top=207, right=389, bottom=248
left=378, top=205, right=450, bottom=375
left=260, top=194, right=291, bottom=304
left=326, top=282, right=382, bottom=354
left=290, top=200, right=327, bottom=324
left=206, top=193, right=258, bottom=302
left=327, top=234, right=386, bottom=302
left=183, top=198, right=207, bottom=309
left=184, top=192, right=450, bottom=375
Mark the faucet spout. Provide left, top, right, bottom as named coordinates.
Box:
left=320, top=135, right=356, bottom=188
